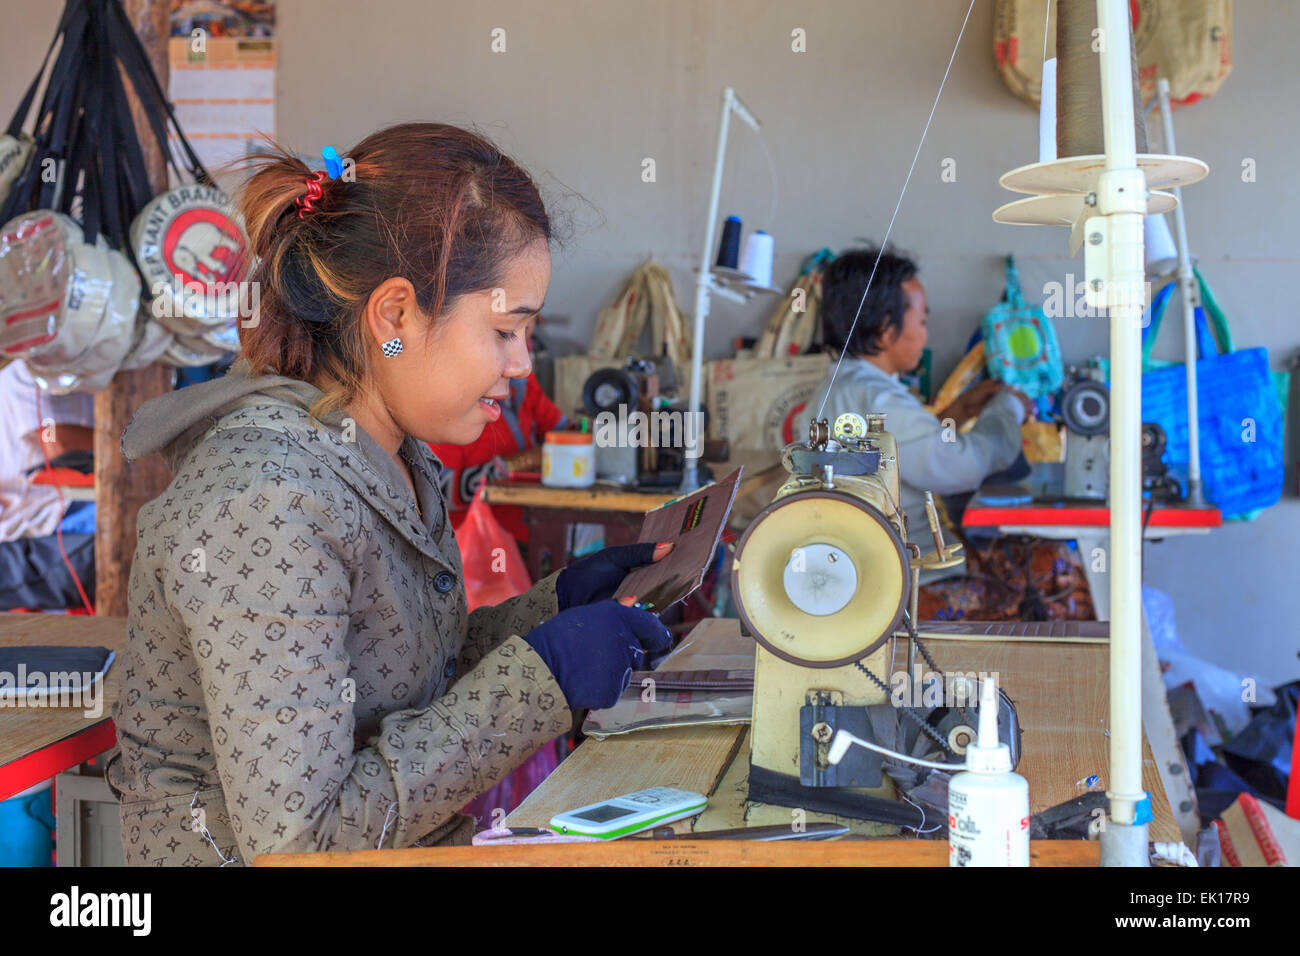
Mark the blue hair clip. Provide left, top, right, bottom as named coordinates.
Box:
left=322, top=146, right=343, bottom=180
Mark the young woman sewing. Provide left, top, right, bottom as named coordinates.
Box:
left=106, top=123, right=672, bottom=865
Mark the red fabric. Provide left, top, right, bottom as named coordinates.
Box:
left=429, top=374, right=565, bottom=543
left=28, top=467, right=93, bottom=487
left=1288, top=706, right=1300, bottom=820
left=458, top=487, right=532, bottom=612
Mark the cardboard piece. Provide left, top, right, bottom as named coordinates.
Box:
left=584, top=618, right=756, bottom=738
left=613, top=467, right=742, bottom=613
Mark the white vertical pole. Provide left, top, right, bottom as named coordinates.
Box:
left=1156, top=77, right=1207, bottom=507
left=1095, top=0, right=1148, bottom=855
left=680, top=88, right=735, bottom=494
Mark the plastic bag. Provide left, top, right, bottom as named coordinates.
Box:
left=26, top=239, right=139, bottom=393
left=1221, top=682, right=1297, bottom=803
left=1145, top=586, right=1275, bottom=735
left=1142, top=271, right=1286, bottom=519
left=119, top=313, right=174, bottom=371
left=0, top=134, right=33, bottom=207
left=0, top=210, right=139, bottom=392
left=131, top=183, right=250, bottom=336
left=590, top=261, right=691, bottom=370
left=457, top=485, right=532, bottom=612
left=0, top=212, right=74, bottom=358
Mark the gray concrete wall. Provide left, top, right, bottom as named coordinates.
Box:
left=3, top=0, right=1295, bottom=681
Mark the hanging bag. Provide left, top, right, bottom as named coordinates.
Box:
left=1141, top=268, right=1285, bottom=519
left=754, top=248, right=832, bottom=358
left=0, top=0, right=242, bottom=386
left=589, top=260, right=692, bottom=370
left=982, top=255, right=1064, bottom=399
left=993, top=0, right=1233, bottom=109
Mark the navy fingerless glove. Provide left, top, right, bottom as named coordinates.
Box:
left=556, top=542, right=659, bottom=610
left=521, top=601, right=673, bottom=710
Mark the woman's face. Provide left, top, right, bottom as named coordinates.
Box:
left=374, top=239, right=550, bottom=447
left=880, top=277, right=929, bottom=373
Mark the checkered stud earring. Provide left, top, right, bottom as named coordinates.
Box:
left=381, top=337, right=403, bottom=358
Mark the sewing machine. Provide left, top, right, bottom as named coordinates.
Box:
left=581, top=358, right=727, bottom=488
left=731, top=411, right=1020, bottom=828
left=1061, top=362, right=1112, bottom=500
left=1061, top=361, right=1183, bottom=504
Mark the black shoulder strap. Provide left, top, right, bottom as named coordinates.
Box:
left=2, top=0, right=216, bottom=262
left=104, top=0, right=214, bottom=187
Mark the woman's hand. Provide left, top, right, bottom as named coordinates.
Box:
left=938, top=380, right=1001, bottom=426
left=556, top=541, right=674, bottom=610
left=504, top=447, right=542, bottom=472
left=1002, top=386, right=1035, bottom=421
left=521, top=600, right=674, bottom=710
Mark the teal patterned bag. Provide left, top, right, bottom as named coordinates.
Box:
left=982, top=256, right=1064, bottom=400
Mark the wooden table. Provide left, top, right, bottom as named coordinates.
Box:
left=483, top=453, right=781, bottom=580
left=0, top=613, right=126, bottom=801
left=500, top=625, right=1179, bottom=849
left=256, top=618, right=1177, bottom=866
left=961, top=501, right=1209, bottom=846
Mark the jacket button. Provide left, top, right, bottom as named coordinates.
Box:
left=433, top=571, right=455, bottom=593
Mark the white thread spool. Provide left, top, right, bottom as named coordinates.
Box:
left=1144, top=213, right=1179, bottom=279
left=1038, top=58, right=1057, bottom=163
left=739, top=230, right=774, bottom=287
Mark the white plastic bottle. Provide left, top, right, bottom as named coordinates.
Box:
left=948, top=679, right=1030, bottom=867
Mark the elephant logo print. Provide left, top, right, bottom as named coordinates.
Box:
left=163, top=208, right=247, bottom=286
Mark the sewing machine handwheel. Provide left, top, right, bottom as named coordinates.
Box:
left=732, top=489, right=909, bottom=668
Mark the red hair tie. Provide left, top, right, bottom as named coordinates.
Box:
left=296, top=170, right=327, bottom=220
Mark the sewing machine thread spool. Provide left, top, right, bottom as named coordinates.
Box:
left=738, top=229, right=774, bottom=286
left=1055, top=0, right=1148, bottom=158
left=716, top=215, right=741, bottom=269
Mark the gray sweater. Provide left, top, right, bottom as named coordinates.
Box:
left=808, top=358, right=1024, bottom=574
left=105, top=360, right=571, bottom=865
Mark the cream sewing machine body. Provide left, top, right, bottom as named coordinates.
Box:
left=731, top=412, right=1010, bottom=829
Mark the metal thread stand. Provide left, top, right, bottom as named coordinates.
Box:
left=679, top=87, right=782, bottom=493
left=1153, top=76, right=1209, bottom=508
left=992, top=0, right=1209, bottom=865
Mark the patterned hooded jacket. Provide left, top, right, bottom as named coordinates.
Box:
left=105, top=360, right=572, bottom=866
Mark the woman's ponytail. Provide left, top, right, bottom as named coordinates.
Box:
left=233, top=143, right=316, bottom=261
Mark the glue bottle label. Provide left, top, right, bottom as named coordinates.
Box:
left=947, top=774, right=1030, bottom=867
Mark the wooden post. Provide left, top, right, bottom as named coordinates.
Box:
left=93, top=0, right=174, bottom=617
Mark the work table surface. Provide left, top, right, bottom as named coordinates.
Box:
left=503, top=620, right=1180, bottom=847
left=480, top=451, right=783, bottom=513
left=0, top=613, right=127, bottom=798
left=259, top=618, right=1174, bottom=865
